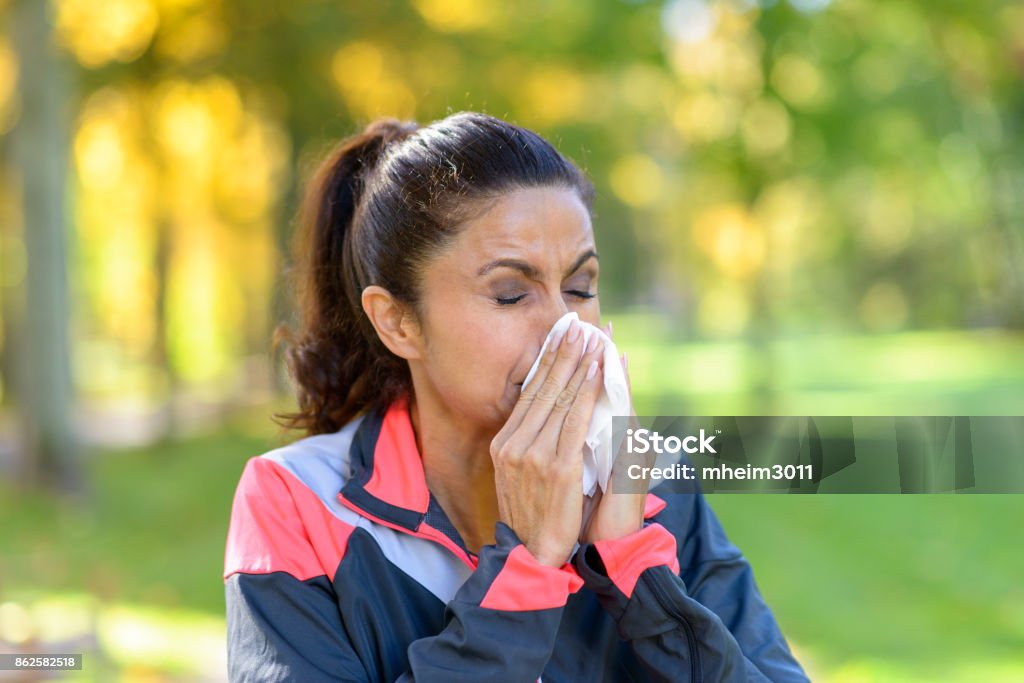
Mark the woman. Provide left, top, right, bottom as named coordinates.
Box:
left=224, top=112, right=809, bottom=682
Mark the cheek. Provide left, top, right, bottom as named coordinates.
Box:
left=442, top=320, right=518, bottom=378
left=424, top=311, right=522, bottom=400
left=577, top=296, right=601, bottom=328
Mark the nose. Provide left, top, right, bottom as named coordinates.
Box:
left=526, top=298, right=571, bottom=364
left=550, top=306, right=572, bottom=327
left=516, top=298, right=573, bottom=387
left=541, top=295, right=571, bottom=335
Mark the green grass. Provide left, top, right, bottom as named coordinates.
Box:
left=0, top=426, right=277, bottom=613
left=708, top=495, right=1024, bottom=680
left=612, top=312, right=1024, bottom=416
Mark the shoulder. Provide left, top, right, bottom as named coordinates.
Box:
left=225, top=415, right=367, bottom=581
left=243, top=414, right=366, bottom=505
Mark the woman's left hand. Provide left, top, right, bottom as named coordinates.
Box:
left=579, top=322, right=647, bottom=545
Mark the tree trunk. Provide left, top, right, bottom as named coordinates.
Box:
left=9, top=0, right=81, bottom=492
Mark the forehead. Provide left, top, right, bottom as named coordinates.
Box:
left=449, top=186, right=594, bottom=265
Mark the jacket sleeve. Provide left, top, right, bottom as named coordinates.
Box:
left=226, top=572, right=367, bottom=682
left=398, top=522, right=583, bottom=682
left=572, top=492, right=810, bottom=682
left=225, top=457, right=582, bottom=682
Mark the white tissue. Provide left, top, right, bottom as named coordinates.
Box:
left=520, top=312, right=631, bottom=496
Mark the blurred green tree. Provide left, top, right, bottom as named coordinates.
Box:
left=7, top=0, right=80, bottom=491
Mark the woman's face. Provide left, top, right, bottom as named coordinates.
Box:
left=411, top=185, right=601, bottom=433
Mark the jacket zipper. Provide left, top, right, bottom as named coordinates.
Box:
left=646, top=571, right=701, bottom=682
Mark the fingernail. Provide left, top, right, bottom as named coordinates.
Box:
left=549, top=330, right=564, bottom=352
left=567, top=320, right=581, bottom=343
left=586, top=360, right=599, bottom=380
left=585, top=333, right=599, bottom=354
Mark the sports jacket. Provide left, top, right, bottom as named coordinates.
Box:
left=224, top=395, right=810, bottom=682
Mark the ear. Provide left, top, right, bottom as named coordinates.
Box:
left=361, top=285, right=423, bottom=361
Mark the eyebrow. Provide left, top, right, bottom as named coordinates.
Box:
left=477, top=249, right=599, bottom=279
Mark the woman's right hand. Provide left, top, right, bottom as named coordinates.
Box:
left=489, top=319, right=606, bottom=567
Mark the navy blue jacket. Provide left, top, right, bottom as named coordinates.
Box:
left=224, top=396, right=809, bottom=681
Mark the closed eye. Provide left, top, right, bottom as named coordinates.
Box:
left=495, top=290, right=595, bottom=306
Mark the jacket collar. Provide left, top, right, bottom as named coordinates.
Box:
left=339, top=394, right=431, bottom=531
left=339, top=393, right=668, bottom=531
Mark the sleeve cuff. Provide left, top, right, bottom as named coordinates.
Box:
left=586, top=523, right=681, bottom=598
left=478, top=523, right=584, bottom=611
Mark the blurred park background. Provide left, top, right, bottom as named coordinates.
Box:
left=1, top=0, right=1023, bottom=680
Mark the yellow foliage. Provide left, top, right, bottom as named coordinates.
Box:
left=155, top=7, right=227, bottom=64
left=673, top=91, right=740, bottom=144
left=55, top=0, right=159, bottom=68
left=668, top=26, right=763, bottom=99
left=332, top=41, right=416, bottom=119
left=68, top=77, right=287, bottom=389
left=0, top=36, right=15, bottom=110
left=610, top=154, right=664, bottom=208
left=411, top=0, right=500, bottom=33
left=73, top=88, right=158, bottom=351
left=771, top=53, right=829, bottom=110
left=698, top=281, right=751, bottom=339
left=740, top=97, right=791, bottom=157
left=691, top=204, right=765, bottom=279
left=75, top=117, right=126, bottom=190
left=753, top=177, right=830, bottom=273
left=520, top=65, right=588, bottom=126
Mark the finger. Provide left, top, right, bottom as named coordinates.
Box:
left=510, top=319, right=590, bottom=443
left=536, top=334, right=605, bottom=447
left=493, top=333, right=600, bottom=483
left=554, top=356, right=604, bottom=464
left=519, top=329, right=564, bottom=400
left=495, top=325, right=566, bottom=447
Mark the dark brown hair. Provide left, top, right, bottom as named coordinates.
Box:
left=275, top=111, right=595, bottom=436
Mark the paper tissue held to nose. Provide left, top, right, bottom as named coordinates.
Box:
left=520, top=312, right=631, bottom=496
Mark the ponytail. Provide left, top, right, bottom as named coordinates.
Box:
left=275, top=118, right=419, bottom=435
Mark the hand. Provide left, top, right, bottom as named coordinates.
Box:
left=490, top=319, right=606, bottom=567
left=580, top=322, right=647, bottom=545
